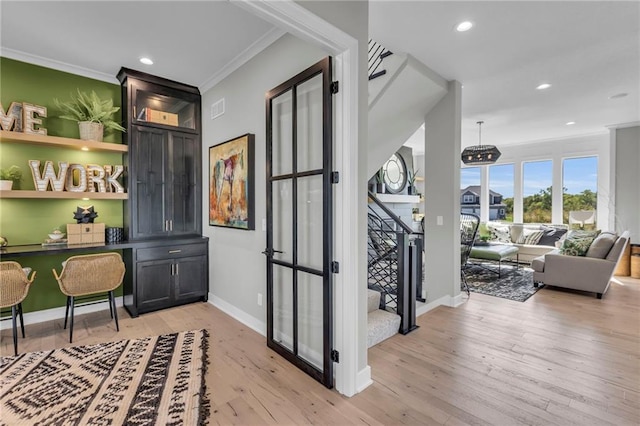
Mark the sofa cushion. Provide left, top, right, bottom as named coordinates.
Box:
left=586, top=232, right=617, bottom=259
left=487, top=222, right=511, bottom=243
left=510, top=224, right=524, bottom=244
left=516, top=228, right=544, bottom=245
left=531, top=255, right=546, bottom=272
left=560, top=230, right=601, bottom=256
left=538, top=225, right=568, bottom=247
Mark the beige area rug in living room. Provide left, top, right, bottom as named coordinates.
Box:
left=0, top=329, right=209, bottom=425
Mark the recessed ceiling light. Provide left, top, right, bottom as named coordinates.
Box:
left=536, top=83, right=552, bottom=90
left=609, top=92, right=628, bottom=99
left=455, top=21, right=473, bottom=32
left=140, top=57, right=153, bottom=65
left=566, top=121, right=576, bottom=126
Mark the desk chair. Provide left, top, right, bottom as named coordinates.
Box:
left=1, top=262, right=36, bottom=355
left=52, top=253, right=125, bottom=343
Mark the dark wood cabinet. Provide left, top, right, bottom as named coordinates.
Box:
left=118, top=68, right=207, bottom=317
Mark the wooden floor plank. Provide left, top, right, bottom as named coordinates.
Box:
left=1, top=276, right=638, bottom=425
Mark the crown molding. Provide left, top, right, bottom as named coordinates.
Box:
left=0, top=47, right=118, bottom=84
left=199, top=27, right=286, bottom=93
left=606, top=121, right=640, bottom=130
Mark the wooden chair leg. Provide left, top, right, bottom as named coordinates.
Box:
left=11, top=305, right=18, bottom=356
left=110, top=291, right=120, bottom=332
left=69, top=296, right=75, bottom=343
left=64, top=296, right=71, bottom=330
left=18, top=303, right=25, bottom=338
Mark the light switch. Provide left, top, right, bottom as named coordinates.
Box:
left=262, top=218, right=267, bottom=232
left=437, top=216, right=443, bottom=226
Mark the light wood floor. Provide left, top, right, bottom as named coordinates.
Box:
left=2, top=276, right=638, bottom=425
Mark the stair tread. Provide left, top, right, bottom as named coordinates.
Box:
left=367, top=309, right=401, bottom=348
left=367, top=289, right=381, bottom=313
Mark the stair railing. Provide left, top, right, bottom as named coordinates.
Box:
left=367, top=191, right=421, bottom=334
left=368, top=39, right=393, bottom=81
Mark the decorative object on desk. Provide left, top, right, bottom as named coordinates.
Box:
left=42, top=238, right=68, bottom=246
left=382, top=153, right=407, bottom=194
left=73, top=205, right=98, bottom=223
left=105, top=227, right=124, bottom=243
left=53, top=89, right=125, bottom=142
left=209, top=133, right=255, bottom=230
left=374, top=168, right=386, bottom=194
left=47, top=228, right=66, bottom=240
left=22, top=103, right=47, bottom=135
left=0, top=165, right=23, bottom=190
left=461, top=121, right=501, bottom=165
left=0, top=236, right=8, bottom=247
left=0, top=330, right=210, bottom=425
left=407, top=167, right=419, bottom=195
left=0, top=101, right=23, bottom=131
left=67, top=222, right=105, bottom=244
left=464, top=264, right=540, bottom=302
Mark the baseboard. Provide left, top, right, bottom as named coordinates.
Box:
left=0, top=298, right=123, bottom=330
left=356, top=365, right=373, bottom=393
left=416, top=294, right=460, bottom=316
left=208, top=293, right=266, bottom=336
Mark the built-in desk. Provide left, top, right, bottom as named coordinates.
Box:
left=1, top=236, right=209, bottom=318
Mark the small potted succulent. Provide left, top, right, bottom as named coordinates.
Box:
left=54, top=89, right=125, bottom=141
left=407, top=168, right=419, bottom=195
left=0, top=165, right=23, bottom=190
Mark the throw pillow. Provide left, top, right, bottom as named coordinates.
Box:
left=487, top=223, right=511, bottom=243
left=516, top=228, right=545, bottom=245
left=537, top=225, right=568, bottom=246
left=560, top=230, right=601, bottom=256
left=586, top=232, right=617, bottom=259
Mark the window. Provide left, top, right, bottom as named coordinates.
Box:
left=523, top=160, right=552, bottom=223
left=461, top=167, right=480, bottom=210
left=489, top=164, right=514, bottom=222
left=563, top=156, right=597, bottom=228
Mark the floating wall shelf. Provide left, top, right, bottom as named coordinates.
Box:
left=0, top=190, right=128, bottom=200
left=0, top=131, right=128, bottom=153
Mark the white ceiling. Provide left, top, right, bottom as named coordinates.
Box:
left=2, top=1, right=638, bottom=153
left=0, top=1, right=277, bottom=88
left=371, top=1, right=640, bottom=151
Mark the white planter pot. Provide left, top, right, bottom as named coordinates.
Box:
left=0, top=180, right=13, bottom=190
left=78, top=121, right=104, bottom=142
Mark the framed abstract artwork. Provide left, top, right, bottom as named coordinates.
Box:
left=209, top=133, right=255, bottom=230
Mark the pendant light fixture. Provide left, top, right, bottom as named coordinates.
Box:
left=461, top=120, right=501, bottom=165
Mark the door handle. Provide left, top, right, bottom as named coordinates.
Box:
left=262, top=248, right=284, bottom=256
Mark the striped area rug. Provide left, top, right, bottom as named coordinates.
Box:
left=0, top=329, right=209, bottom=425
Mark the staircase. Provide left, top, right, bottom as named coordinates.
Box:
left=367, top=289, right=401, bottom=347
left=367, top=39, right=449, bottom=177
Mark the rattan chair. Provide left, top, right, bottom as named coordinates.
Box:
left=1, top=262, right=36, bottom=355
left=460, top=213, right=480, bottom=296
left=52, top=253, right=125, bottom=343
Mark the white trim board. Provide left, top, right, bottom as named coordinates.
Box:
left=0, top=299, right=122, bottom=331
left=416, top=293, right=464, bottom=317
left=208, top=293, right=266, bottom=336
left=0, top=47, right=118, bottom=84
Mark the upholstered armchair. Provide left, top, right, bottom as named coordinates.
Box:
left=532, top=231, right=630, bottom=298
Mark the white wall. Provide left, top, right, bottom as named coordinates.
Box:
left=614, top=125, right=640, bottom=242
left=423, top=81, right=462, bottom=304
left=202, top=34, right=327, bottom=330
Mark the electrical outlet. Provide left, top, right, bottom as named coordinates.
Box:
left=257, top=293, right=263, bottom=306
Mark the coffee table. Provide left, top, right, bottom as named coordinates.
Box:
left=469, top=244, right=519, bottom=277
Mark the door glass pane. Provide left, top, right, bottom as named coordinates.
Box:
left=489, top=164, right=514, bottom=223
left=273, top=265, right=293, bottom=352
left=523, top=160, right=552, bottom=223
left=272, top=90, right=293, bottom=176
left=272, top=179, right=293, bottom=263
left=563, top=156, right=597, bottom=228
left=296, top=74, right=323, bottom=172
left=135, top=89, right=196, bottom=130
left=297, top=271, right=323, bottom=369
left=297, top=175, right=323, bottom=271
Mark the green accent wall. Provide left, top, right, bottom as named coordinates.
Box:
left=0, top=57, right=125, bottom=314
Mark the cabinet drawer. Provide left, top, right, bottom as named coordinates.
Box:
left=137, top=243, right=206, bottom=261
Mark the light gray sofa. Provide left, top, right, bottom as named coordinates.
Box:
left=485, top=222, right=568, bottom=263
left=531, top=231, right=630, bottom=299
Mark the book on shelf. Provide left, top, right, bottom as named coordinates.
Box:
left=42, top=239, right=68, bottom=246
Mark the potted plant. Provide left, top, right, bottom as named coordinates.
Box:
left=407, top=168, right=419, bottom=195
left=375, top=168, right=386, bottom=193
left=54, top=89, right=125, bottom=141
left=0, top=165, right=22, bottom=190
